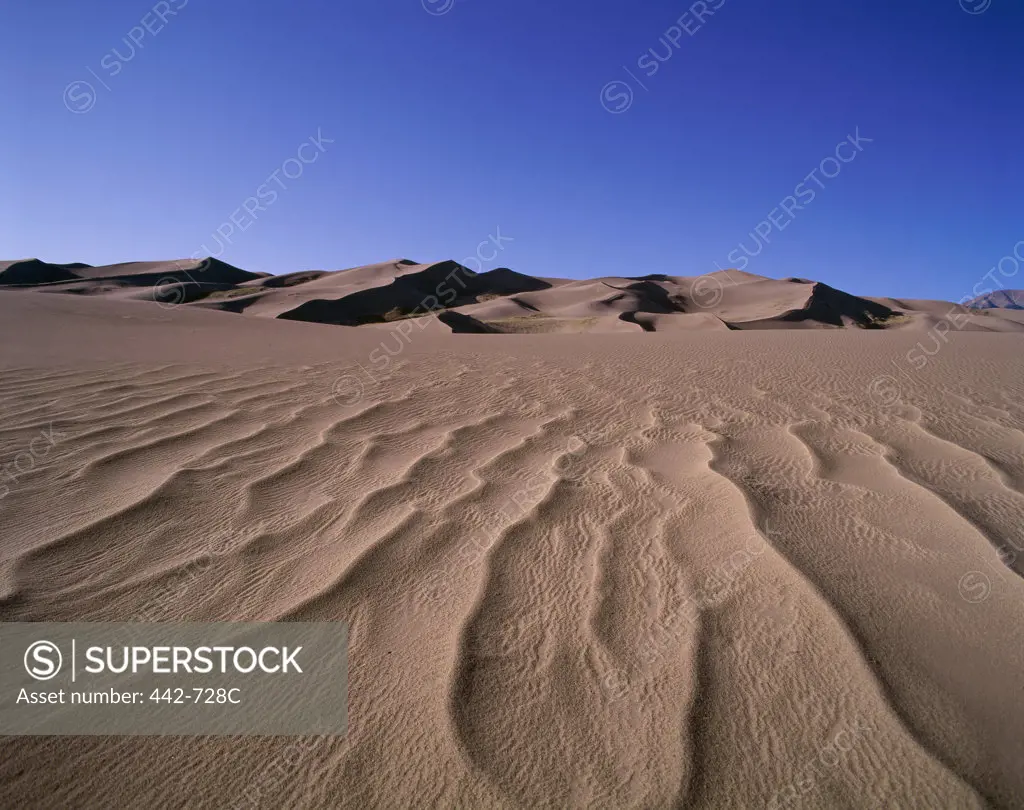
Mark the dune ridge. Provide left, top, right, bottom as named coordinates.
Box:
left=6, top=257, right=1024, bottom=335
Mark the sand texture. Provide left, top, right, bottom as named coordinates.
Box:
left=0, top=287, right=1022, bottom=809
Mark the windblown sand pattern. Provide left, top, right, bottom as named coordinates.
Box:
left=0, top=290, right=1021, bottom=808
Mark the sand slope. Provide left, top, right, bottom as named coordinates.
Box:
left=8, top=258, right=1024, bottom=335
left=0, top=290, right=1021, bottom=808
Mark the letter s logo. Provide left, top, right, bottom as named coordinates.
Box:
left=25, top=641, right=63, bottom=680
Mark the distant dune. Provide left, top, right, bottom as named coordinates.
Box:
left=0, top=259, right=86, bottom=286
left=967, top=290, right=1024, bottom=310
left=7, top=257, right=1024, bottom=335
left=0, top=258, right=264, bottom=305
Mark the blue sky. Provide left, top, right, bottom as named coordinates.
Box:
left=3, top=0, right=1022, bottom=300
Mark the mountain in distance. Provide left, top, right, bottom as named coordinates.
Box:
left=966, top=290, right=1024, bottom=310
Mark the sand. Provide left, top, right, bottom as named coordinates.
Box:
left=0, top=287, right=1022, bottom=809
left=5, top=258, right=1024, bottom=335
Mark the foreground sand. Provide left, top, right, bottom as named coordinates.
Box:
left=0, top=291, right=1022, bottom=809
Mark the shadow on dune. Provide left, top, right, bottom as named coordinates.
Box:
left=277, top=261, right=552, bottom=326
left=0, top=259, right=85, bottom=285
left=726, top=283, right=898, bottom=330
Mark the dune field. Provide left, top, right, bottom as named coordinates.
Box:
left=0, top=271, right=1022, bottom=809
left=4, top=258, right=1024, bottom=335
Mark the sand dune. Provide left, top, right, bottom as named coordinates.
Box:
left=0, top=259, right=264, bottom=309
left=0, top=259, right=86, bottom=286
left=0, top=289, right=1021, bottom=808
left=8, top=258, right=1024, bottom=335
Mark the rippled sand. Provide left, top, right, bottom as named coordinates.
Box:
left=1, top=291, right=1022, bottom=809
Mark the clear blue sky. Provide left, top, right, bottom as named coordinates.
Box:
left=3, top=0, right=1022, bottom=300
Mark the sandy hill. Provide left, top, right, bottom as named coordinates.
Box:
left=6, top=257, right=1024, bottom=335
left=0, top=258, right=263, bottom=302
left=967, top=290, right=1024, bottom=309
left=0, top=259, right=88, bottom=285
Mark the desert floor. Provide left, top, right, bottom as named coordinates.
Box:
left=0, top=291, right=1022, bottom=809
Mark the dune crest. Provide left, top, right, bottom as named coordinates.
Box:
left=7, top=257, right=1024, bottom=335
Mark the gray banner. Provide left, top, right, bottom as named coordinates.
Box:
left=0, top=622, right=347, bottom=735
